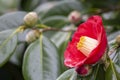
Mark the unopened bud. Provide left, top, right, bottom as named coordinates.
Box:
left=76, top=65, right=92, bottom=77
left=24, top=12, right=38, bottom=27
left=68, top=11, right=81, bottom=23
left=116, top=35, right=120, bottom=45
left=26, top=30, right=40, bottom=43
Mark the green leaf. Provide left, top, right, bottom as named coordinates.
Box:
left=20, top=0, right=41, bottom=11
left=41, top=0, right=83, bottom=19
left=0, top=0, right=19, bottom=14
left=93, top=64, right=105, bottom=80
left=82, top=0, right=119, bottom=9
left=51, top=31, right=71, bottom=47
left=0, top=29, right=18, bottom=67
left=9, top=30, right=29, bottom=65
left=0, top=12, right=28, bottom=66
left=108, top=32, right=120, bottom=66
left=10, top=42, right=26, bottom=65
left=0, top=11, right=26, bottom=31
left=51, top=31, right=71, bottom=73
left=105, top=60, right=120, bottom=80
left=43, top=31, right=57, bottom=38
left=108, top=46, right=120, bottom=66
left=42, top=16, right=68, bottom=28
left=22, top=35, right=60, bottom=80
left=107, top=31, right=120, bottom=41
left=35, top=2, right=57, bottom=14
left=56, top=69, right=77, bottom=80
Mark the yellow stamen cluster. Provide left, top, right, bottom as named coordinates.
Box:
left=77, top=36, right=98, bottom=57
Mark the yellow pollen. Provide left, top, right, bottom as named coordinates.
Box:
left=77, top=36, right=98, bottom=57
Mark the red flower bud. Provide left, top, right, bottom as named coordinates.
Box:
left=68, top=11, right=81, bottom=23
left=64, top=16, right=107, bottom=69
left=75, top=65, right=92, bottom=76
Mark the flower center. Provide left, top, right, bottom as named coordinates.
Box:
left=77, top=36, right=98, bottom=57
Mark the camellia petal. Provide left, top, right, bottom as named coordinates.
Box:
left=64, top=15, right=107, bottom=68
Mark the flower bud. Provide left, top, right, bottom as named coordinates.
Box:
left=116, top=35, right=120, bottom=45
left=75, top=65, right=92, bottom=76
left=26, top=30, right=40, bottom=43
left=24, top=12, right=38, bottom=27
left=68, top=11, right=81, bottom=23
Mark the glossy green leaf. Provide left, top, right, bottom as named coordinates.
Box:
left=82, top=0, right=119, bottom=9
left=51, top=31, right=71, bottom=47
left=0, top=0, right=19, bottom=14
left=43, top=31, right=57, bottom=38
left=108, top=46, right=120, bottom=66
left=93, top=64, right=105, bottom=80
left=35, top=2, right=57, bottom=15
left=41, top=0, right=83, bottom=19
left=9, top=30, right=29, bottom=66
left=0, top=29, right=18, bottom=67
left=107, top=31, right=120, bottom=41
left=0, top=11, right=26, bottom=31
left=42, top=16, right=68, bottom=28
left=10, top=42, right=26, bottom=65
left=108, top=32, right=120, bottom=66
left=20, top=0, right=41, bottom=11
left=22, top=35, right=60, bottom=80
left=51, top=30, right=71, bottom=73
left=0, top=12, right=28, bottom=66
left=105, top=60, right=120, bottom=80
left=56, top=69, right=77, bottom=80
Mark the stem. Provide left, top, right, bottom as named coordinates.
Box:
left=40, top=27, right=76, bottom=32
left=36, top=24, right=49, bottom=28
left=36, top=24, right=76, bottom=32
left=39, top=33, right=43, bottom=80
left=109, top=59, right=118, bottom=80
left=94, top=64, right=100, bottom=80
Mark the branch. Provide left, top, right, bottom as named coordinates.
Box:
left=40, top=27, right=76, bottom=32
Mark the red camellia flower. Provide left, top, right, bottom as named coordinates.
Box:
left=64, top=15, right=107, bottom=72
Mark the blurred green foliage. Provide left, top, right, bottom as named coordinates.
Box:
left=0, top=0, right=120, bottom=80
